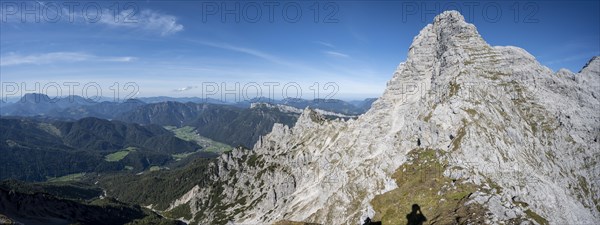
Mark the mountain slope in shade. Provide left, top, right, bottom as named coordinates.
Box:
left=160, top=11, right=599, bottom=224
left=0, top=117, right=204, bottom=181
left=0, top=186, right=182, bottom=225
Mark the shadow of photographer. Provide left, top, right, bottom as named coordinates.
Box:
left=406, top=204, right=427, bottom=225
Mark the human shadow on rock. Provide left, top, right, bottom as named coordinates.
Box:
left=406, top=204, right=427, bottom=225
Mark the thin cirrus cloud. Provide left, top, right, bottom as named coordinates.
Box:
left=184, top=38, right=364, bottom=82
left=186, top=39, right=294, bottom=67
left=0, top=52, right=136, bottom=66
left=99, top=9, right=184, bottom=36
left=323, top=51, right=350, bottom=58
left=315, top=41, right=335, bottom=48
left=315, top=41, right=351, bottom=58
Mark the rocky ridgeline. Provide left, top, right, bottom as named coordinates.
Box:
left=250, top=102, right=357, bottom=119
left=167, top=11, right=599, bottom=224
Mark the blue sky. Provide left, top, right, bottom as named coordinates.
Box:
left=1, top=0, right=598, bottom=100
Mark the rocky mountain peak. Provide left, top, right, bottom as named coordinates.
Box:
left=169, top=11, right=600, bottom=225
left=434, top=10, right=466, bottom=23
left=378, top=11, right=493, bottom=108
left=409, top=10, right=484, bottom=57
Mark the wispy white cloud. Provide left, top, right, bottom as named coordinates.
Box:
left=315, top=41, right=335, bottom=48
left=0, top=52, right=136, bottom=66
left=187, top=39, right=293, bottom=66
left=1, top=2, right=183, bottom=36
left=173, top=86, right=198, bottom=92
left=99, top=9, right=184, bottom=36
left=323, top=51, right=350, bottom=58
left=181, top=39, right=381, bottom=91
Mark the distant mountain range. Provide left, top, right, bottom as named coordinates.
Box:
left=137, top=96, right=227, bottom=104
left=0, top=94, right=144, bottom=119
left=0, top=93, right=375, bottom=119
left=1, top=93, right=374, bottom=149
left=234, top=97, right=376, bottom=115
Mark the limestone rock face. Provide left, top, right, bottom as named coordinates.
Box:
left=172, top=11, right=600, bottom=225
